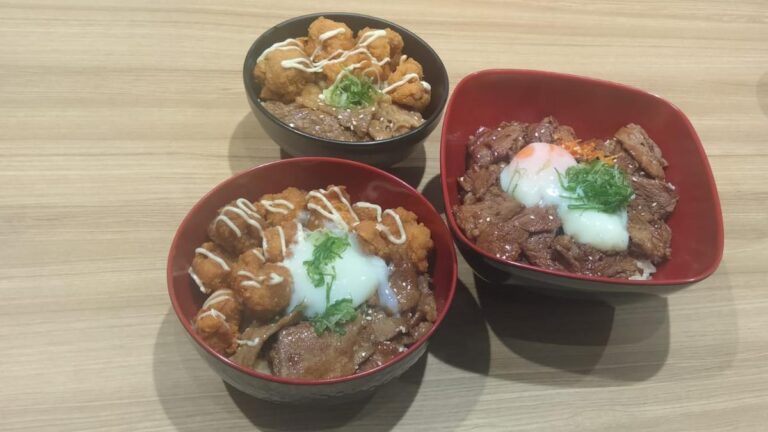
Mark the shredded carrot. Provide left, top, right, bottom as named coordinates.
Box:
left=561, top=140, right=616, bottom=165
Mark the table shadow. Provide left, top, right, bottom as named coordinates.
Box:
left=383, top=143, right=427, bottom=189
left=229, top=112, right=274, bottom=175
left=428, top=278, right=491, bottom=376
left=420, top=174, right=445, bottom=215
left=224, top=355, right=426, bottom=432
left=474, top=275, right=671, bottom=385
left=153, top=310, right=426, bottom=432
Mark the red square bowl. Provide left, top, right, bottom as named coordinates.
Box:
left=440, top=69, right=724, bottom=294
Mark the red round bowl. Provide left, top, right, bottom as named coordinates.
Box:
left=440, top=69, right=724, bottom=294
left=167, top=157, right=457, bottom=403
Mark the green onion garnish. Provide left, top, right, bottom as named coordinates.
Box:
left=559, top=160, right=634, bottom=213
left=302, top=231, right=351, bottom=304
left=322, top=74, right=380, bottom=109
left=310, top=298, right=358, bottom=335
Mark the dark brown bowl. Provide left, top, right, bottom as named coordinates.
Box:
left=243, top=12, right=449, bottom=167
left=167, top=157, right=457, bottom=403
left=440, top=69, right=724, bottom=295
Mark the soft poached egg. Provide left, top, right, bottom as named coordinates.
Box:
left=499, top=142, right=629, bottom=251
left=282, top=229, right=397, bottom=317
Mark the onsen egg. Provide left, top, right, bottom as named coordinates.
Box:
left=282, top=230, right=396, bottom=317
left=499, top=142, right=577, bottom=207
left=500, top=142, right=630, bottom=252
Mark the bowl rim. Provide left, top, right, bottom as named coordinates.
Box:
left=440, top=68, right=725, bottom=286
left=242, top=12, right=450, bottom=148
left=167, top=157, right=458, bottom=386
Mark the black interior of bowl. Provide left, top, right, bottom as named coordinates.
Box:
left=243, top=12, right=449, bottom=142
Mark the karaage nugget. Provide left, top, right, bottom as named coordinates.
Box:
left=356, top=27, right=404, bottom=80
left=236, top=263, right=293, bottom=322
left=207, top=199, right=267, bottom=255
left=262, top=221, right=300, bottom=262
left=385, top=207, right=434, bottom=272
left=354, top=207, right=433, bottom=272
left=386, top=58, right=431, bottom=112
left=189, top=241, right=235, bottom=294
left=305, top=185, right=359, bottom=231
left=256, top=187, right=307, bottom=226
left=254, top=46, right=314, bottom=103
left=193, top=289, right=242, bottom=355
left=305, top=17, right=355, bottom=61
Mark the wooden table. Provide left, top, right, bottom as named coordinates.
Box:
left=2, top=1, right=766, bottom=430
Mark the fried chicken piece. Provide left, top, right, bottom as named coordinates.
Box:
left=305, top=185, right=359, bottom=231
left=354, top=207, right=433, bottom=272
left=207, top=199, right=267, bottom=255
left=352, top=202, right=382, bottom=222
left=230, top=248, right=266, bottom=294
left=254, top=46, right=314, bottom=103
left=386, top=58, right=431, bottom=112
left=354, top=220, right=391, bottom=257
left=305, top=17, right=355, bottom=61
left=356, top=27, right=404, bottom=81
left=262, top=221, right=300, bottom=262
left=384, top=207, right=434, bottom=272
left=188, top=241, right=235, bottom=294
left=193, top=289, right=242, bottom=356
left=256, top=187, right=307, bottom=226
left=236, top=263, right=293, bottom=323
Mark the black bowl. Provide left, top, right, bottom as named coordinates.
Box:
left=243, top=12, right=449, bottom=167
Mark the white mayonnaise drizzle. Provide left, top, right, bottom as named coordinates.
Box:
left=261, top=199, right=295, bottom=214
left=197, top=308, right=227, bottom=323
left=188, top=268, right=208, bottom=294
left=250, top=248, right=265, bottom=262
left=357, top=29, right=387, bottom=47
left=277, top=226, right=287, bottom=258
left=203, top=289, right=234, bottom=309
left=281, top=47, right=389, bottom=73
left=267, top=272, right=285, bottom=285
left=240, top=280, right=262, bottom=288
left=354, top=202, right=383, bottom=221
left=307, top=190, right=349, bottom=230
left=330, top=186, right=360, bottom=223
left=257, top=38, right=303, bottom=62
left=194, top=248, right=230, bottom=271
left=214, top=215, right=241, bottom=237
left=377, top=209, right=407, bottom=244
left=311, top=27, right=347, bottom=59
left=236, top=198, right=259, bottom=216
left=382, top=73, right=430, bottom=93
left=221, top=206, right=265, bottom=239
left=237, top=270, right=257, bottom=279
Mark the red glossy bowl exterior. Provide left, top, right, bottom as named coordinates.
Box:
left=168, top=158, right=457, bottom=403
left=440, top=69, right=724, bottom=294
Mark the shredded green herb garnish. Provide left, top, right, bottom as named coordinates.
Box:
left=303, top=231, right=351, bottom=304
left=310, top=298, right=358, bottom=335
left=322, top=73, right=380, bottom=109
left=558, top=160, right=634, bottom=213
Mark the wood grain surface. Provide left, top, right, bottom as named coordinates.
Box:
left=1, top=1, right=766, bottom=431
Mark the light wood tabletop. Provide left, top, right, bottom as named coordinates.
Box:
left=2, top=1, right=767, bottom=431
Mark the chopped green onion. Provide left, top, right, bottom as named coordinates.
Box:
left=322, top=73, right=380, bottom=109
left=302, top=231, right=351, bottom=304
left=558, top=160, right=634, bottom=213
left=310, top=298, right=358, bottom=335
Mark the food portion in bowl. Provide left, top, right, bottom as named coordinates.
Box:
left=453, top=116, right=678, bottom=280
left=253, top=17, right=432, bottom=142
left=188, top=185, right=436, bottom=379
